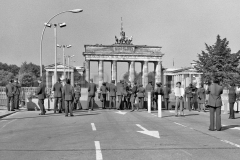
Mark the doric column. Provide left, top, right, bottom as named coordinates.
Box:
left=98, top=60, right=104, bottom=87
left=143, top=61, right=148, bottom=87
left=85, top=60, right=90, bottom=83
left=154, top=62, right=157, bottom=87
left=160, top=62, right=163, bottom=83
left=155, top=61, right=162, bottom=84
left=46, top=71, right=49, bottom=88
left=71, top=71, right=74, bottom=86
left=163, top=75, right=167, bottom=86
left=189, top=73, right=192, bottom=84
left=129, top=61, right=135, bottom=86
left=111, top=60, right=117, bottom=85
left=141, top=62, right=144, bottom=85
left=182, top=74, right=185, bottom=88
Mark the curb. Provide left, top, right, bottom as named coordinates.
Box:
left=0, top=111, right=18, bottom=119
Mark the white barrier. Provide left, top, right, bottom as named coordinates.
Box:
left=148, top=92, right=151, bottom=113
left=158, top=95, right=162, bottom=117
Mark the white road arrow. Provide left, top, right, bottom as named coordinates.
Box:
left=136, top=124, right=160, bottom=138
left=115, top=111, right=127, bottom=115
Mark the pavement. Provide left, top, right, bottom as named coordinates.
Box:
left=0, top=107, right=240, bottom=160
left=0, top=106, right=20, bottom=119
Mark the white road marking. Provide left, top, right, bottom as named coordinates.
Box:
left=95, top=141, right=103, bottom=160
left=174, top=122, right=187, bottom=127
left=136, top=124, right=160, bottom=138
left=115, top=111, right=127, bottom=115
left=0, top=119, right=17, bottom=130
left=181, top=149, right=192, bottom=156
left=91, top=123, right=96, bottom=131
left=221, top=140, right=240, bottom=148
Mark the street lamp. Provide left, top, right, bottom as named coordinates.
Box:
left=40, top=9, right=83, bottom=77
left=66, top=55, right=75, bottom=79
left=45, top=23, right=66, bottom=84
left=57, top=44, right=72, bottom=80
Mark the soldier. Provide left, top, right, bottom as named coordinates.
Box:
left=162, top=84, right=171, bottom=110
left=53, top=78, right=63, bottom=113
left=137, top=84, right=145, bottom=109
left=130, top=82, right=138, bottom=112
left=100, top=82, right=108, bottom=109
left=108, top=80, right=116, bottom=109
left=145, top=81, right=154, bottom=110
left=87, top=79, right=97, bottom=111
left=73, top=83, right=82, bottom=110
left=36, top=77, right=46, bottom=115
left=13, top=78, right=21, bottom=110
left=185, top=83, right=196, bottom=111
left=116, top=80, right=124, bottom=110
left=154, top=82, right=163, bottom=110
left=62, top=79, right=74, bottom=117
left=5, top=79, right=14, bottom=111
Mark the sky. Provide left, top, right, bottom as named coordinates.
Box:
left=1, top=0, right=240, bottom=80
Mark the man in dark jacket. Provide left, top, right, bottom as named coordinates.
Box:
left=88, top=79, right=97, bottom=110
left=228, top=83, right=236, bottom=119
left=53, top=78, right=63, bottom=113
left=154, top=82, right=163, bottom=110
left=145, top=81, right=154, bottom=109
left=100, top=82, right=108, bottom=109
left=108, top=80, right=116, bottom=109
left=116, top=80, right=124, bottom=110
left=36, top=77, right=46, bottom=115
left=162, top=84, right=171, bottom=110
left=62, top=79, right=74, bottom=117
left=207, top=78, right=223, bottom=131
left=185, top=83, right=196, bottom=111
left=130, top=82, right=138, bottom=111
left=73, top=83, right=82, bottom=110
left=5, top=79, right=14, bottom=111
left=13, top=78, right=21, bottom=110
left=137, top=84, right=145, bottom=109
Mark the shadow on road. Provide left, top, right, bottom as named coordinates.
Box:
left=221, top=125, right=240, bottom=131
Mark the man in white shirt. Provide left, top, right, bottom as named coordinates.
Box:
left=174, top=82, right=185, bottom=117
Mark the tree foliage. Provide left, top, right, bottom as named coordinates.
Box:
left=194, top=35, right=240, bottom=85
left=0, top=70, right=14, bottom=86
left=0, top=62, right=20, bottom=76
left=19, top=73, right=34, bottom=87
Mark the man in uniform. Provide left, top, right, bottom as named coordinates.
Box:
left=145, top=81, right=154, bottom=110
left=87, top=79, right=97, bottom=111
left=130, top=82, right=138, bottom=111
left=62, top=79, right=74, bottom=117
left=185, top=83, right=195, bottom=111
left=73, top=83, right=82, bottom=110
left=53, top=78, right=63, bottom=113
left=13, top=78, right=21, bottom=110
left=108, top=80, right=116, bottom=109
left=116, top=80, right=124, bottom=110
left=100, top=82, right=108, bottom=109
left=5, top=79, right=14, bottom=111
left=137, top=84, right=145, bottom=109
left=153, top=82, right=163, bottom=110
left=162, top=84, right=171, bottom=110
left=36, top=77, right=46, bottom=115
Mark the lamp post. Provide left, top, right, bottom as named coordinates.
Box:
left=57, top=44, right=72, bottom=80
left=66, top=55, right=75, bottom=79
left=40, top=9, right=83, bottom=77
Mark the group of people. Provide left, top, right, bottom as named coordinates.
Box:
left=5, top=78, right=21, bottom=111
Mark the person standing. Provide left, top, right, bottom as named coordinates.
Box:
left=185, top=83, right=195, bottom=111
left=73, top=83, right=82, bottom=110
left=100, top=82, right=108, bottom=109
left=116, top=80, right=124, bottom=110
left=62, top=79, right=74, bottom=117
left=228, top=83, right=236, bottom=119
left=13, top=78, right=21, bottom=110
left=53, top=78, right=63, bottom=113
left=162, top=84, right=171, bottom=110
left=108, top=80, right=116, bottom=109
left=5, top=79, right=14, bottom=111
left=36, top=77, right=46, bottom=115
left=145, top=81, right=154, bottom=109
left=197, top=83, right=206, bottom=112
left=87, top=79, right=97, bottom=111
left=130, top=82, right=138, bottom=111
left=154, top=82, right=163, bottom=110
left=207, top=78, right=223, bottom=131
left=137, top=84, right=145, bottom=109
left=174, top=82, right=185, bottom=117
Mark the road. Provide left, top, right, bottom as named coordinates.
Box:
left=0, top=109, right=240, bottom=160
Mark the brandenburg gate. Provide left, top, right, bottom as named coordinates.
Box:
left=82, top=29, right=164, bottom=87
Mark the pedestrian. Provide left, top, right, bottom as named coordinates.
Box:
left=87, top=79, right=97, bottom=111
left=197, top=83, right=206, bottom=112
left=154, top=82, right=163, bottom=110
left=108, top=80, right=116, bottom=109
left=73, top=83, right=82, bottom=110
left=12, top=78, right=21, bottom=110
left=162, top=84, right=171, bottom=110
left=122, top=83, right=129, bottom=110
left=116, top=80, right=124, bottom=110
left=206, top=78, right=223, bottom=131
left=228, top=83, right=236, bottom=119
left=137, top=84, right=145, bottom=109
left=130, top=82, right=138, bottom=112
left=5, top=79, right=14, bottom=111
left=53, top=78, right=63, bottom=113
left=185, top=83, right=195, bottom=111
left=126, top=83, right=132, bottom=109
left=145, top=81, right=154, bottom=110
left=62, top=79, right=74, bottom=117
left=36, top=77, right=46, bottom=115
left=174, top=82, right=185, bottom=117
left=100, top=82, right=108, bottom=109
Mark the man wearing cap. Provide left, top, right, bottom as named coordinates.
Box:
left=62, top=79, right=74, bottom=117
left=108, top=80, right=116, bottom=109
left=130, top=82, right=138, bottom=111
left=137, top=84, right=145, bottom=109
left=53, top=78, right=63, bottom=113
left=88, top=79, right=97, bottom=111
left=162, top=84, right=171, bottom=110
left=36, top=77, right=46, bottom=115
left=185, top=83, right=196, bottom=111
left=116, top=80, right=124, bottom=110
left=100, top=82, right=108, bottom=109
left=145, top=81, right=154, bottom=110
left=13, top=78, right=21, bottom=110
left=5, top=79, right=15, bottom=111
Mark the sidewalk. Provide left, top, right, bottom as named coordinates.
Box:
left=0, top=106, right=20, bottom=119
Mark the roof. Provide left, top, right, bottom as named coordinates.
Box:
left=44, top=62, right=75, bottom=69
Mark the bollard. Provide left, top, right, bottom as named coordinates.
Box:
left=148, top=92, right=151, bottom=113
left=158, top=95, right=162, bottom=117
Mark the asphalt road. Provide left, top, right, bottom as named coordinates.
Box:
left=0, top=109, right=240, bottom=160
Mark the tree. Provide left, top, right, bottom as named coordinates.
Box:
left=0, top=62, right=20, bottom=76
left=194, top=35, right=240, bottom=85
left=19, top=62, right=41, bottom=78
left=19, top=73, right=34, bottom=87
left=0, top=70, right=14, bottom=86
